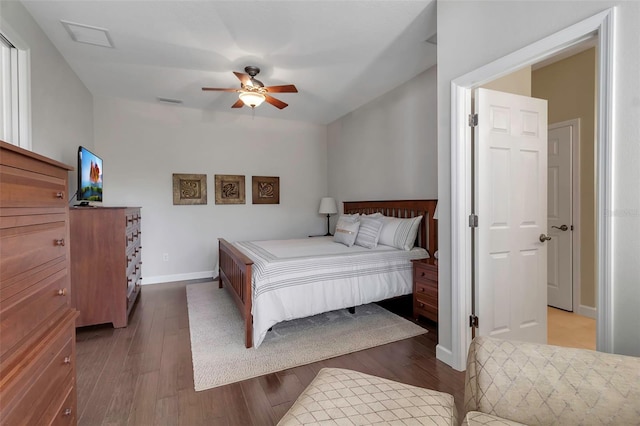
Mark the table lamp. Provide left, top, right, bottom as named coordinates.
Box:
left=318, top=197, right=338, bottom=236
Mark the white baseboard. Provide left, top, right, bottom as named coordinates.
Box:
left=577, top=304, right=597, bottom=319
left=142, top=270, right=216, bottom=285
left=436, top=344, right=457, bottom=369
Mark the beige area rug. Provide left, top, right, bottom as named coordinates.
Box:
left=186, top=281, right=427, bottom=391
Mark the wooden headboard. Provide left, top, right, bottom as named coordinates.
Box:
left=343, top=200, right=438, bottom=257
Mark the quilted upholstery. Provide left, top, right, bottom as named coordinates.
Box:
left=462, top=411, right=525, bottom=426
left=278, top=368, right=457, bottom=425
left=464, top=336, right=640, bottom=426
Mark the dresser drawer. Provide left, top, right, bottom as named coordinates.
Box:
left=45, top=380, right=76, bottom=426
left=0, top=267, right=70, bottom=360
left=125, top=210, right=141, bottom=234
left=0, top=318, right=75, bottom=426
left=1, top=221, right=68, bottom=284
left=0, top=165, right=68, bottom=209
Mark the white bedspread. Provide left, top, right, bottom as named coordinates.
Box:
left=234, top=237, right=429, bottom=347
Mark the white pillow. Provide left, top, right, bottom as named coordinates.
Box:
left=354, top=217, right=384, bottom=249
left=378, top=215, right=423, bottom=250
left=333, top=218, right=360, bottom=247
left=363, top=212, right=384, bottom=219
left=338, top=213, right=360, bottom=222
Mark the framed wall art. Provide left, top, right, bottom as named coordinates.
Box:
left=215, top=174, right=245, bottom=204
left=252, top=176, right=280, bottom=204
left=173, top=173, right=207, bottom=205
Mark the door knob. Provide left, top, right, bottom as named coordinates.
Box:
left=539, top=234, right=552, bottom=242
left=552, top=224, right=569, bottom=231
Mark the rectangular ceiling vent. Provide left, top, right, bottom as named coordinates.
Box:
left=157, top=97, right=184, bottom=105
left=61, top=20, right=114, bottom=48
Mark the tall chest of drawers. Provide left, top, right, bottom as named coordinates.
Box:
left=0, top=140, right=78, bottom=425
left=70, top=207, right=141, bottom=328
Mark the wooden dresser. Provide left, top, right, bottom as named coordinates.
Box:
left=412, top=258, right=438, bottom=323
left=70, top=207, right=141, bottom=328
left=0, top=140, right=78, bottom=425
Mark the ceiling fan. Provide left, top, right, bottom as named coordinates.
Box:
left=202, top=66, right=298, bottom=109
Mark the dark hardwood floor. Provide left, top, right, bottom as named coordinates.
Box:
left=75, top=280, right=466, bottom=425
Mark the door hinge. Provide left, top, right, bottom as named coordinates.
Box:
left=468, top=113, right=478, bottom=127
left=468, top=214, right=478, bottom=228
left=469, top=314, right=479, bottom=328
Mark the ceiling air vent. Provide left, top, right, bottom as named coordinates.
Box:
left=157, top=97, right=184, bottom=105
left=61, top=20, right=114, bottom=48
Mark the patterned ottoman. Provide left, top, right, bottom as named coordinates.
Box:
left=278, top=368, right=457, bottom=425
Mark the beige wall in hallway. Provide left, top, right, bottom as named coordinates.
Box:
left=482, top=66, right=532, bottom=96
left=532, top=47, right=596, bottom=309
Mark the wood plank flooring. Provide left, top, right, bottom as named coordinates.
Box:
left=547, top=306, right=596, bottom=350
left=75, top=281, right=466, bottom=425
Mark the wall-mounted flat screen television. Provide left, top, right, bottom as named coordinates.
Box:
left=77, top=146, right=103, bottom=206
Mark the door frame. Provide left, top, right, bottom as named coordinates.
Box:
left=447, top=8, right=615, bottom=371
left=548, top=118, right=585, bottom=317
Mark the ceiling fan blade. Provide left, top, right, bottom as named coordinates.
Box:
left=264, top=84, right=298, bottom=93
left=231, top=99, right=244, bottom=108
left=264, top=94, right=288, bottom=109
left=202, top=87, right=238, bottom=92
left=233, top=71, right=251, bottom=86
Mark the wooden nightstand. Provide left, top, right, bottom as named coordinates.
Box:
left=412, top=258, right=438, bottom=322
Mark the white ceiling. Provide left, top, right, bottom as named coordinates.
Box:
left=21, top=0, right=437, bottom=124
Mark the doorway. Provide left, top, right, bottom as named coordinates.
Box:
left=448, top=8, right=614, bottom=371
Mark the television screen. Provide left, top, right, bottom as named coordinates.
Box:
left=77, top=146, right=103, bottom=204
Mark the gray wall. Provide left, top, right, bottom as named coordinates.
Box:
left=94, top=96, right=327, bottom=283
left=327, top=66, right=438, bottom=209
left=0, top=0, right=93, bottom=190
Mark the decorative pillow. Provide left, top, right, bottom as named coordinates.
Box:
left=363, top=212, right=384, bottom=219
left=333, top=218, right=360, bottom=247
left=354, top=217, right=384, bottom=249
left=338, top=213, right=360, bottom=222
left=378, top=215, right=423, bottom=250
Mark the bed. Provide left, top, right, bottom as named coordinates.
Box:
left=218, top=199, right=438, bottom=348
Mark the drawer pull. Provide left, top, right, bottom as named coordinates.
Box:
left=421, top=271, right=426, bottom=277
left=63, top=408, right=72, bottom=416
left=54, top=239, right=65, bottom=246
left=419, top=287, right=425, bottom=293
left=56, top=191, right=65, bottom=199
left=57, top=288, right=67, bottom=296
left=63, top=356, right=71, bottom=364
left=419, top=303, right=425, bottom=308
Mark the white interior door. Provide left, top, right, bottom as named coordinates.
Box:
left=475, top=88, right=548, bottom=344
left=547, top=123, right=573, bottom=311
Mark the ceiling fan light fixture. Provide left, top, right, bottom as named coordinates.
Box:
left=239, top=91, right=265, bottom=108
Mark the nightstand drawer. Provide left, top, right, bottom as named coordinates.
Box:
left=412, top=259, right=438, bottom=323
left=415, top=281, right=437, bottom=301
left=414, top=298, right=437, bottom=322
left=414, top=266, right=437, bottom=282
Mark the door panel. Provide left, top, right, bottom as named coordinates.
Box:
left=475, top=88, right=548, bottom=344
left=547, top=124, right=573, bottom=310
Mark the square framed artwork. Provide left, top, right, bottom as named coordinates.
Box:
left=215, top=174, right=246, bottom=204
left=252, top=176, right=280, bottom=204
left=172, top=173, right=207, bottom=205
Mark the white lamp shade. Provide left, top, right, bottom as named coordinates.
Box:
left=239, top=91, right=265, bottom=108
left=318, top=197, right=338, bottom=215
left=433, top=203, right=439, bottom=220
